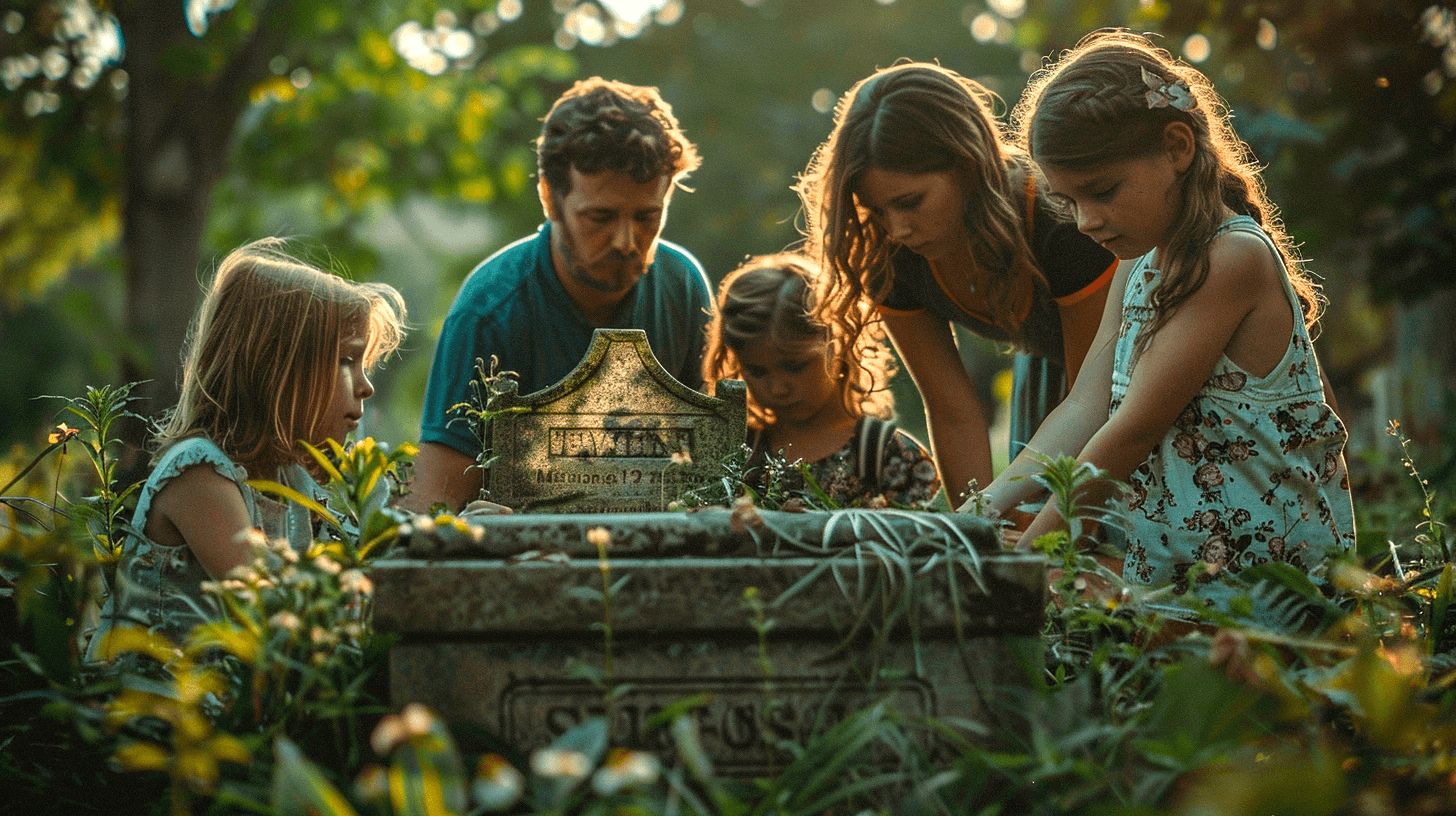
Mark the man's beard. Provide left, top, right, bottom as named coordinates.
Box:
left=557, top=222, right=650, bottom=294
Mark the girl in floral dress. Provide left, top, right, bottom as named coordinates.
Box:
left=703, top=253, right=940, bottom=509
left=979, top=30, right=1355, bottom=613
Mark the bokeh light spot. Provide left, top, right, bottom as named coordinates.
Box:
left=1183, top=33, right=1211, bottom=63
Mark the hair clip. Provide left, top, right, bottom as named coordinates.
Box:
left=1141, top=67, right=1195, bottom=111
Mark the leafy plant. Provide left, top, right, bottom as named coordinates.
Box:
left=250, top=435, right=417, bottom=566
left=40, top=383, right=148, bottom=567
left=445, top=356, right=531, bottom=509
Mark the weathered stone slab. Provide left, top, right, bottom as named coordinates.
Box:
left=487, top=329, right=747, bottom=513
left=372, top=510, right=1044, bottom=771
left=398, top=507, right=997, bottom=560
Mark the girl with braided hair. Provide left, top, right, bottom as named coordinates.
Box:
left=796, top=61, right=1118, bottom=508
left=981, top=30, right=1354, bottom=613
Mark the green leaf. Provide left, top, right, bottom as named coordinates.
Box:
left=1428, top=564, right=1452, bottom=653
left=271, top=737, right=359, bottom=816
left=246, top=479, right=340, bottom=527
left=300, top=440, right=345, bottom=485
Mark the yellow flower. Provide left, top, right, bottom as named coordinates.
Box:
left=48, top=423, right=79, bottom=445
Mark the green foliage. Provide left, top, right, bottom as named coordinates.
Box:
left=7, top=383, right=1456, bottom=814
left=251, top=435, right=418, bottom=565
left=42, top=383, right=148, bottom=565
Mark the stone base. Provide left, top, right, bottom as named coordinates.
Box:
left=374, top=550, right=1045, bottom=771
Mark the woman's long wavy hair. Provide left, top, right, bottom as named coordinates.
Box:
left=156, top=238, right=407, bottom=475
left=702, top=253, right=895, bottom=432
left=1016, top=29, right=1322, bottom=354
left=795, top=60, right=1048, bottom=356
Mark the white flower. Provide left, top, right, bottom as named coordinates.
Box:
left=370, top=703, right=437, bottom=756
left=530, top=748, right=590, bottom=779
left=591, top=748, right=660, bottom=795
left=313, top=555, right=343, bottom=575
left=268, top=611, right=301, bottom=632
left=339, top=569, right=374, bottom=595
left=401, top=702, right=433, bottom=737
left=472, top=754, right=525, bottom=811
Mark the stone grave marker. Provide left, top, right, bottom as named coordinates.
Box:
left=486, top=328, right=747, bottom=513
left=373, top=509, right=1044, bottom=775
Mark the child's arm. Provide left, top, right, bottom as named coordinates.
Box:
left=1019, top=234, right=1276, bottom=544
left=970, top=261, right=1129, bottom=516
left=880, top=311, right=993, bottom=504
left=401, top=442, right=482, bottom=515
left=148, top=465, right=257, bottom=579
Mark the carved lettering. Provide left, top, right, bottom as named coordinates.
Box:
left=547, top=428, right=694, bottom=459
left=504, top=677, right=932, bottom=775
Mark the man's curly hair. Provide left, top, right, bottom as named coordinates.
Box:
left=537, top=77, right=701, bottom=197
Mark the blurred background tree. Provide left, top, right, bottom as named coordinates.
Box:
left=2, top=0, right=1452, bottom=480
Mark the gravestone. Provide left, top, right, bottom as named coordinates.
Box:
left=373, top=510, right=1044, bottom=775
left=375, top=327, right=1045, bottom=773
left=487, top=328, right=747, bottom=513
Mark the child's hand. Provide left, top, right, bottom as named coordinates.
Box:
left=460, top=499, right=513, bottom=518
left=998, top=506, right=1037, bottom=550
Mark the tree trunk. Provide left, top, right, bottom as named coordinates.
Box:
left=112, top=3, right=278, bottom=475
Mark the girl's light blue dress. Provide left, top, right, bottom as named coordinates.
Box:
left=84, top=436, right=320, bottom=660
left=1111, top=216, right=1356, bottom=614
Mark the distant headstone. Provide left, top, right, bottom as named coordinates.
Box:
left=487, top=329, right=746, bottom=513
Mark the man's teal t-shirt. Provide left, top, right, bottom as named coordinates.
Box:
left=419, top=223, right=714, bottom=457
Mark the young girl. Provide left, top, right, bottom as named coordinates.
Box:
left=796, top=61, right=1119, bottom=505
left=982, top=30, right=1355, bottom=610
left=702, top=253, right=940, bottom=508
left=87, top=239, right=406, bottom=657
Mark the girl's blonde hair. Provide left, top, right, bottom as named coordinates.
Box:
left=702, top=253, right=895, bottom=432
left=156, top=238, right=407, bottom=474
left=1016, top=29, right=1322, bottom=352
left=795, top=61, right=1048, bottom=358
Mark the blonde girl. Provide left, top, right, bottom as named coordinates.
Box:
left=982, top=30, right=1354, bottom=611
left=703, top=253, right=940, bottom=508
left=87, top=238, right=406, bottom=654
left=797, top=61, right=1118, bottom=505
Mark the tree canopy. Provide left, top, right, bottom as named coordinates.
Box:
left=2, top=0, right=1453, bottom=450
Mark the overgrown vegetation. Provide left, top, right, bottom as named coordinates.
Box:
left=3, top=384, right=1455, bottom=815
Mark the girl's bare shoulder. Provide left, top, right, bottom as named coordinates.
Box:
left=1205, top=226, right=1283, bottom=284
left=1199, top=226, right=1284, bottom=308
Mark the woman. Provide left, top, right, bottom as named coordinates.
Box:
left=797, top=61, right=1117, bottom=505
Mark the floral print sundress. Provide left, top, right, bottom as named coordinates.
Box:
left=750, top=417, right=942, bottom=509
left=1110, top=216, right=1355, bottom=614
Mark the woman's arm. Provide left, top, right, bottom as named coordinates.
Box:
left=880, top=311, right=993, bottom=504
left=1059, top=281, right=1111, bottom=389
left=148, top=465, right=257, bottom=579
left=970, top=261, right=1129, bottom=516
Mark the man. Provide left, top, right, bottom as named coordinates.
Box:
left=406, top=78, right=713, bottom=513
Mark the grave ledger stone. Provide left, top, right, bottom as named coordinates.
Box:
left=373, top=510, right=1045, bottom=776
left=485, top=328, right=747, bottom=513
